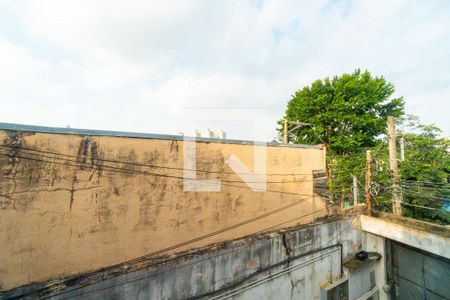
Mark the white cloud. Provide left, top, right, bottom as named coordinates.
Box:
left=0, top=39, right=51, bottom=80
left=0, top=0, right=449, bottom=138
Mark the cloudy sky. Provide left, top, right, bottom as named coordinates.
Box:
left=0, top=0, right=449, bottom=140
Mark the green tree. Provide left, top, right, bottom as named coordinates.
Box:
left=279, top=70, right=449, bottom=224
left=396, top=117, right=450, bottom=224
left=329, top=116, right=450, bottom=225
left=281, top=69, right=404, bottom=155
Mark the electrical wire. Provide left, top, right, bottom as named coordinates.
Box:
left=0, top=143, right=340, bottom=297
left=36, top=201, right=331, bottom=299
left=207, top=247, right=340, bottom=300
left=401, top=190, right=449, bottom=202
left=0, top=147, right=321, bottom=184
left=400, top=183, right=450, bottom=193
left=391, top=200, right=444, bottom=211
left=400, top=179, right=449, bottom=186
left=0, top=151, right=318, bottom=186
left=0, top=142, right=348, bottom=298
left=0, top=153, right=330, bottom=214
left=0, top=144, right=314, bottom=177
left=47, top=210, right=350, bottom=300
left=67, top=195, right=314, bottom=271
left=253, top=208, right=327, bottom=234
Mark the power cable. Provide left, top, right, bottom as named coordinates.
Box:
left=0, top=144, right=314, bottom=177
left=401, top=190, right=448, bottom=202
left=400, top=183, right=450, bottom=192
left=47, top=209, right=348, bottom=300
left=0, top=151, right=317, bottom=186
left=391, top=200, right=444, bottom=211
left=400, top=179, right=449, bottom=186
left=35, top=198, right=329, bottom=299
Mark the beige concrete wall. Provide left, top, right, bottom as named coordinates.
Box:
left=0, top=130, right=328, bottom=290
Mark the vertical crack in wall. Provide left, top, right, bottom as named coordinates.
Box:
left=288, top=272, right=295, bottom=299
left=69, top=174, right=78, bottom=210
left=289, top=276, right=304, bottom=299
left=282, top=233, right=292, bottom=257
left=282, top=232, right=302, bottom=299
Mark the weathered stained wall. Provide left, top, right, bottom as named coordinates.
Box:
left=0, top=128, right=327, bottom=291
left=2, top=217, right=363, bottom=299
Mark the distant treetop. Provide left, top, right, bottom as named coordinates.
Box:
left=281, top=69, right=404, bottom=155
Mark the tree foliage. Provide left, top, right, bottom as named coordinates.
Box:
left=396, top=117, right=450, bottom=224
left=281, top=69, right=404, bottom=155
left=329, top=116, right=450, bottom=224
left=279, top=70, right=449, bottom=224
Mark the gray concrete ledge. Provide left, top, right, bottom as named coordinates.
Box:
left=360, top=214, right=450, bottom=259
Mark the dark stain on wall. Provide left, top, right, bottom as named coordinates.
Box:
left=69, top=174, right=78, bottom=210
left=75, top=138, right=103, bottom=177
left=143, top=150, right=160, bottom=166
left=0, top=131, right=45, bottom=212
left=76, top=138, right=90, bottom=167
left=169, top=140, right=179, bottom=154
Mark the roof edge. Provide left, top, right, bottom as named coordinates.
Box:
left=0, top=122, right=323, bottom=149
